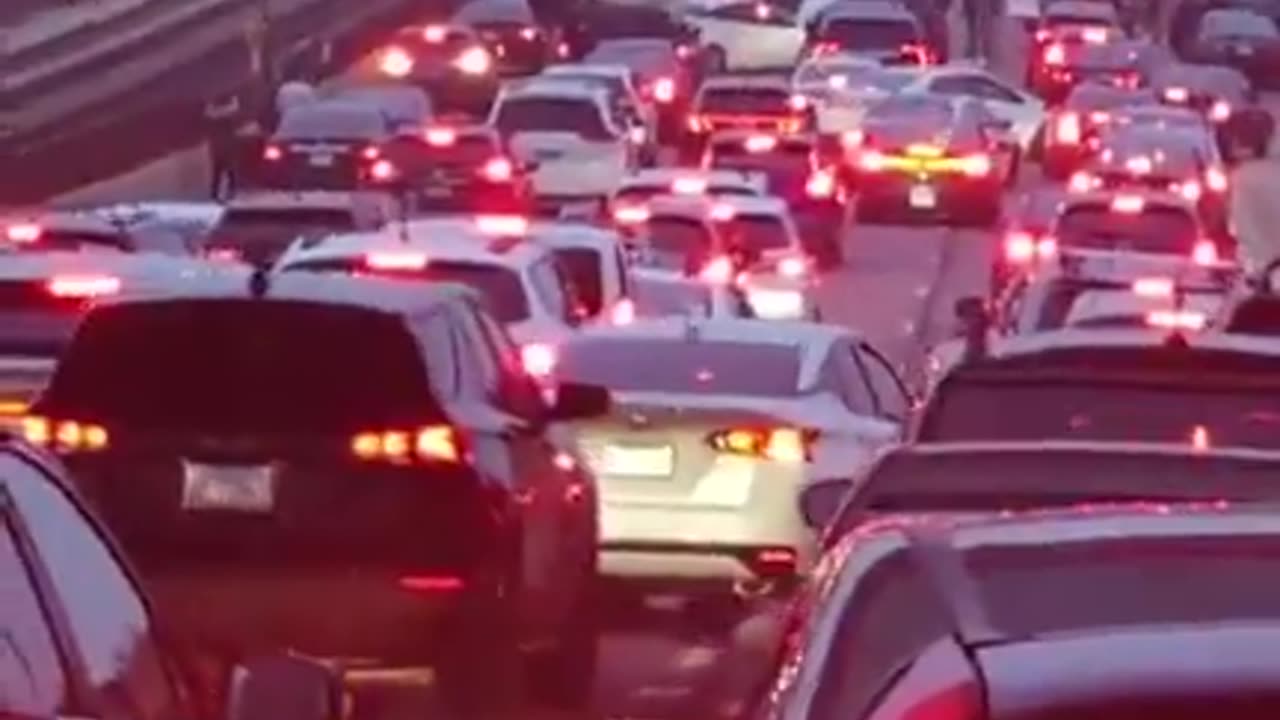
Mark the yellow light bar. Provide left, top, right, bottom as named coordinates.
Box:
left=906, top=143, right=945, bottom=158
left=0, top=400, right=28, bottom=416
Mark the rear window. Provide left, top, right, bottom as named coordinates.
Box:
left=207, top=208, right=357, bottom=257
left=42, top=301, right=439, bottom=432
left=817, top=18, right=918, bottom=49
left=285, top=259, right=530, bottom=323
left=553, top=247, right=604, bottom=317
left=7, top=229, right=130, bottom=252
left=644, top=216, right=713, bottom=263
left=632, top=277, right=713, bottom=317
left=557, top=338, right=799, bottom=395
left=277, top=107, right=387, bottom=140
left=699, top=87, right=791, bottom=115
left=728, top=214, right=791, bottom=252
left=1056, top=206, right=1198, bottom=255
left=494, top=97, right=613, bottom=140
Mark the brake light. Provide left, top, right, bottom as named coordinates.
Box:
left=1068, top=171, right=1096, bottom=193
left=1055, top=113, right=1081, bottom=144
left=653, top=77, right=677, bottom=103
left=361, top=145, right=381, bottom=161
left=841, top=129, right=864, bottom=148
left=366, top=251, right=428, bottom=271
left=778, top=256, right=808, bottom=278
left=687, top=115, right=708, bottom=133
left=519, top=25, right=539, bottom=40
left=900, top=42, right=930, bottom=65
left=23, top=416, right=110, bottom=453
left=1177, top=180, right=1202, bottom=202
left=521, top=343, right=557, bottom=377
left=369, top=159, right=396, bottom=181
left=672, top=176, right=708, bottom=195
left=379, top=46, right=415, bottom=77
left=5, top=223, right=41, bottom=243
left=1191, top=424, right=1211, bottom=450
left=956, top=153, right=991, bottom=178
left=263, top=144, right=283, bottom=161
left=613, top=205, right=650, bottom=224
left=812, top=41, right=839, bottom=56
left=1125, top=155, right=1152, bottom=175
left=423, top=24, right=447, bottom=43
left=1110, top=194, right=1144, bottom=213
left=707, top=427, right=812, bottom=462
left=1132, top=276, right=1174, bottom=298
left=676, top=43, right=695, bottom=60
left=1035, top=29, right=1050, bottom=42
left=1044, top=43, right=1066, bottom=66
left=481, top=157, right=514, bottom=182
left=453, top=46, right=492, bottom=75
left=475, top=214, right=528, bottom=236
left=205, top=247, right=241, bottom=262
left=858, top=150, right=886, bottom=172
left=610, top=298, right=636, bottom=325
left=1205, top=167, right=1229, bottom=193
left=1163, top=86, right=1189, bottom=103
left=788, top=94, right=808, bottom=112
left=1192, top=240, right=1219, bottom=266
left=751, top=547, right=798, bottom=577
left=1146, top=309, right=1206, bottom=331
left=425, top=127, right=457, bottom=146
left=1210, top=100, right=1232, bottom=123
left=806, top=170, right=837, bottom=198
left=47, top=275, right=120, bottom=298
left=351, top=424, right=462, bottom=463
left=709, top=203, right=736, bottom=222
left=745, top=134, right=777, bottom=153
left=1004, top=232, right=1056, bottom=263
left=699, top=255, right=735, bottom=284
left=1088, top=110, right=1110, bottom=124
left=1082, top=26, right=1109, bottom=43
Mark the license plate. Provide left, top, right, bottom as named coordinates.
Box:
left=308, top=153, right=334, bottom=167
left=181, top=462, right=276, bottom=512
left=600, top=444, right=674, bottom=477
left=909, top=184, right=937, bottom=209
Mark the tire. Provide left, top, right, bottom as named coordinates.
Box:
left=526, top=569, right=600, bottom=709
left=435, top=586, right=524, bottom=719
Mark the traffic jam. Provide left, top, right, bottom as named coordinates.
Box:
left=9, top=0, right=1280, bottom=719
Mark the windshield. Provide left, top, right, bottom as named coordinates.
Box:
left=699, top=87, right=791, bottom=115
left=557, top=338, right=799, bottom=395
left=817, top=18, right=918, bottom=49
left=1056, top=206, right=1198, bottom=254
left=494, top=97, right=614, bottom=140
left=41, top=301, right=441, bottom=432
left=277, top=107, right=387, bottom=140
left=552, top=247, right=604, bottom=317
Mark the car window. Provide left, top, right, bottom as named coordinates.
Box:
left=494, top=96, right=616, bottom=141
left=4, top=455, right=176, bottom=719
left=0, top=503, right=68, bottom=717
left=930, top=75, right=1022, bottom=104
left=414, top=311, right=461, bottom=401
left=705, top=1, right=795, bottom=24
left=858, top=345, right=908, bottom=420
left=529, top=257, right=575, bottom=324
left=553, top=247, right=606, bottom=317
left=558, top=338, right=800, bottom=396
left=451, top=305, right=503, bottom=400
left=824, top=345, right=873, bottom=414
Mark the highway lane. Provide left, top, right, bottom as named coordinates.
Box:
left=41, top=9, right=1280, bottom=720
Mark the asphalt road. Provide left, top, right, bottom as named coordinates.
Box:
left=45, top=6, right=1280, bottom=720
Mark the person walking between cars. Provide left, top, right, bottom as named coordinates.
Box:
left=962, top=0, right=996, bottom=61
left=204, top=94, right=242, bottom=200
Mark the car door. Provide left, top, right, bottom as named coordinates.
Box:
left=855, top=343, right=912, bottom=431
left=689, top=1, right=805, bottom=69
left=3, top=452, right=188, bottom=720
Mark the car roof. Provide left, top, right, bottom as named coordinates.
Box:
left=1057, top=187, right=1194, bottom=211
left=700, top=74, right=792, bottom=91
left=572, top=315, right=854, bottom=346
left=818, top=1, right=915, bottom=21
left=646, top=194, right=718, bottom=219
left=222, top=190, right=385, bottom=212
left=1152, top=63, right=1250, bottom=92
left=543, top=63, right=632, bottom=80
left=971, top=326, right=1280, bottom=363
left=712, top=194, right=790, bottom=216
left=0, top=249, right=222, bottom=283
left=526, top=221, right=625, bottom=252
left=501, top=79, right=610, bottom=101
left=76, top=201, right=226, bottom=227
left=885, top=440, right=1280, bottom=465
left=452, top=0, right=534, bottom=23
left=1043, top=0, right=1117, bottom=20
left=279, top=221, right=550, bottom=268
left=620, top=168, right=767, bottom=190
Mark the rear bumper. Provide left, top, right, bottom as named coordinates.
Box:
left=859, top=172, right=1001, bottom=216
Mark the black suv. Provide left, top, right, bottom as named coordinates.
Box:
left=23, top=270, right=608, bottom=715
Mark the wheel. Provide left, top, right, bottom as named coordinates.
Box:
left=435, top=586, right=524, bottom=719
left=526, top=568, right=600, bottom=709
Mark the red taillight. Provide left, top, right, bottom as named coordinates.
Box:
left=778, top=256, right=808, bottom=278
left=699, top=255, right=735, bottom=284
left=23, top=416, right=110, bottom=452
left=676, top=43, right=695, bottom=60
left=519, top=25, right=539, bottom=40
left=423, top=25, right=448, bottom=43
left=369, top=159, right=396, bottom=182
left=707, top=427, right=812, bottom=462
left=687, top=115, right=708, bottom=133
left=379, top=46, right=415, bottom=77
left=1132, top=276, right=1174, bottom=298
left=475, top=214, right=528, bottom=236
left=1192, top=240, right=1219, bottom=266
left=858, top=149, right=886, bottom=172
left=1004, top=232, right=1056, bottom=264
left=613, top=205, right=650, bottom=225
left=425, top=127, right=457, bottom=146
left=788, top=93, right=808, bottom=112
left=1147, top=309, right=1207, bottom=331
left=956, top=153, right=991, bottom=178
left=481, top=156, right=514, bottom=182
left=840, top=129, right=864, bottom=149
left=361, top=145, right=381, bottom=161
left=5, top=223, right=42, bottom=243
left=1044, top=42, right=1066, bottom=66
left=1054, top=113, right=1081, bottom=144
left=1205, top=166, right=1229, bottom=193
left=1068, top=171, right=1096, bottom=193
left=750, top=547, right=798, bottom=578
left=653, top=77, right=677, bottom=103
left=812, top=41, right=839, bottom=56
left=805, top=169, right=836, bottom=198
left=366, top=251, right=428, bottom=271
left=899, top=42, right=930, bottom=65
left=610, top=298, right=636, bottom=325
left=1177, top=179, right=1202, bottom=202
left=263, top=144, right=284, bottom=161
left=521, top=343, right=557, bottom=378
left=1163, top=86, right=1190, bottom=103
left=1210, top=100, right=1232, bottom=123
left=351, top=424, right=463, bottom=463
left=205, top=247, right=241, bottom=262
left=47, top=274, right=120, bottom=298
left=399, top=575, right=465, bottom=592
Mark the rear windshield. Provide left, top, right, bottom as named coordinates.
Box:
left=699, top=88, right=790, bottom=115
left=557, top=338, right=799, bottom=395
left=207, top=209, right=357, bottom=256
left=644, top=216, right=714, bottom=266
left=42, top=301, right=439, bottom=432
left=553, top=247, right=604, bottom=317
left=817, top=18, right=918, bottom=49
left=277, top=107, right=387, bottom=140
left=286, top=259, right=530, bottom=323
left=384, top=134, right=497, bottom=166
left=1057, top=206, right=1198, bottom=255
left=494, top=97, right=613, bottom=140
left=632, top=277, right=713, bottom=317
left=728, top=214, right=791, bottom=252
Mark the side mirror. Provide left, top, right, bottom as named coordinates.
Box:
left=549, top=381, right=611, bottom=420
left=798, top=477, right=853, bottom=530
left=227, top=655, right=343, bottom=720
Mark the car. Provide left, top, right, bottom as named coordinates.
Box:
left=684, top=0, right=806, bottom=71
left=790, top=55, right=919, bottom=137
left=915, top=326, right=1280, bottom=447
left=551, top=317, right=907, bottom=604
left=712, top=195, right=822, bottom=318
left=575, top=2, right=702, bottom=63
left=630, top=265, right=759, bottom=319
left=851, top=95, right=1012, bottom=226
left=1026, top=16, right=1123, bottom=87
left=1152, top=62, right=1275, bottom=160
left=580, top=39, right=696, bottom=143
left=1184, top=7, right=1280, bottom=89
left=368, top=124, right=535, bottom=215
left=0, top=434, right=356, bottom=720
left=452, top=0, right=558, bottom=76
left=200, top=190, right=395, bottom=267
left=896, top=63, right=1046, bottom=152
left=609, top=168, right=770, bottom=231
left=489, top=80, right=635, bottom=217
left=276, top=215, right=586, bottom=379
left=749, top=505, right=1280, bottom=720
left=1046, top=188, right=1232, bottom=267
left=628, top=194, right=740, bottom=279
left=22, top=268, right=609, bottom=713
left=797, top=0, right=949, bottom=60
left=1031, top=35, right=1150, bottom=104
left=685, top=75, right=814, bottom=158
left=700, top=131, right=847, bottom=260
left=1072, top=124, right=1232, bottom=238
left=371, top=23, right=500, bottom=116
left=326, top=83, right=433, bottom=131
left=802, top=441, right=1280, bottom=542
left=259, top=101, right=395, bottom=191
left=1, top=209, right=202, bottom=255
left=1038, top=81, right=1159, bottom=179
left=539, top=63, right=659, bottom=164
left=1032, top=0, right=1124, bottom=45
left=803, top=1, right=938, bottom=65
left=523, top=221, right=636, bottom=326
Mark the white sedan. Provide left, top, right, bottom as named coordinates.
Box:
left=684, top=0, right=805, bottom=71
left=900, top=63, right=1046, bottom=151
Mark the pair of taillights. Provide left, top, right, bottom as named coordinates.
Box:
left=367, top=155, right=515, bottom=184
left=686, top=115, right=804, bottom=134
left=697, top=254, right=809, bottom=285
left=707, top=427, right=815, bottom=463
left=378, top=43, right=492, bottom=77
left=1004, top=231, right=1221, bottom=266
left=263, top=144, right=380, bottom=163
left=1067, top=168, right=1229, bottom=201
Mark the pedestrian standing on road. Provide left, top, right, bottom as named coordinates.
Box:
left=203, top=94, right=242, bottom=200
left=962, top=0, right=1000, bottom=60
